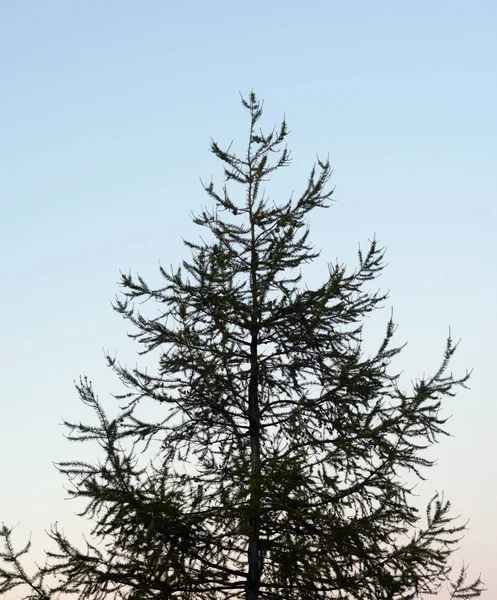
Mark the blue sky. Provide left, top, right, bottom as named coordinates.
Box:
left=1, top=1, right=495, bottom=597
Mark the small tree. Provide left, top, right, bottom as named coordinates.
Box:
left=1, top=93, right=485, bottom=600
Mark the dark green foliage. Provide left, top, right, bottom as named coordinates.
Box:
left=0, top=93, right=485, bottom=600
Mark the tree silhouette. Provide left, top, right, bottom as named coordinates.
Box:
left=0, top=92, right=485, bottom=600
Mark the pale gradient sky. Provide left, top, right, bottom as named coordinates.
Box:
left=1, top=1, right=496, bottom=598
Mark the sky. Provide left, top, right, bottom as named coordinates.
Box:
left=1, top=1, right=495, bottom=597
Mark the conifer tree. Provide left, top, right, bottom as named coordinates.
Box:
left=0, top=93, right=485, bottom=600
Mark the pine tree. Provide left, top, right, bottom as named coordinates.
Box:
left=0, top=92, right=485, bottom=600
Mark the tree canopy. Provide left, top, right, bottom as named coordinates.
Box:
left=0, top=92, right=485, bottom=600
